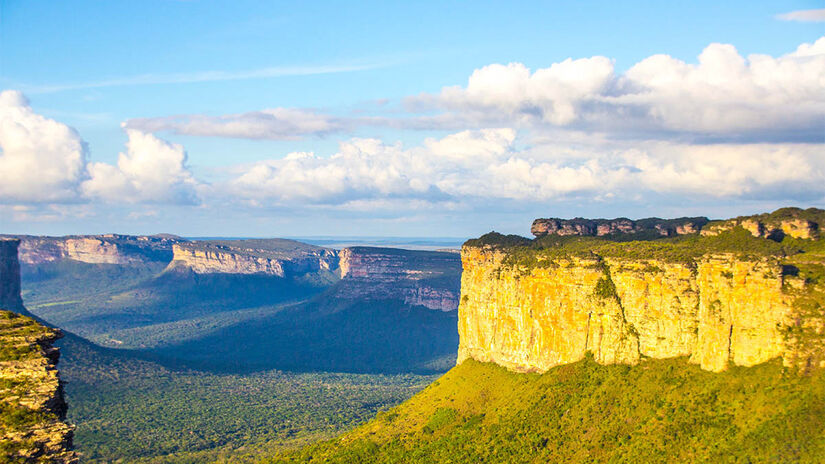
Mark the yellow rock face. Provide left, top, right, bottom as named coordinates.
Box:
left=458, top=246, right=799, bottom=373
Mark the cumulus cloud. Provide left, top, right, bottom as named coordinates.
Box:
left=411, top=36, right=825, bottom=142
left=226, top=128, right=825, bottom=209
left=82, top=129, right=200, bottom=204
left=776, top=9, right=825, bottom=22
left=0, top=90, right=88, bottom=203
left=125, top=108, right=346, bottom=140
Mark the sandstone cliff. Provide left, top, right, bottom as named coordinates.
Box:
left=337, top=247, right=460, bottom=311
left=459, top=210, right=825, bottom=374
left=166, top=239, right=338, bottom=276
left=13, top=234, right=177, bottom=265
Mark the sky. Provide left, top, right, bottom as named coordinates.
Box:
left=1, top=0, right=824, bottom=238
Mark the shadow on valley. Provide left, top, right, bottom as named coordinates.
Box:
left=148, top=288, right=459, bottom=375
left=20, top=244, right=460, bottom=375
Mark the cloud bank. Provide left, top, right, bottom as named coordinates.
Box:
left=0, top=90, right=199, bottom=206
left=3, top=36, right=824, bottom=223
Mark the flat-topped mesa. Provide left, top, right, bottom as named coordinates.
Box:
left=531, top=216, right=709, bottom=238
left=701, top=207, right=824, bottom=240
left=166, top=239, right=338, bottom=276
left=0, top=238, right=23, bottom=310
left=337, top=247, right=461, bottom=311
left=13, top=234, right=179, bottom=265
left=459, top=207, right=825, bottom=374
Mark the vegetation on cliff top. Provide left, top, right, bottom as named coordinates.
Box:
left=0, top=310, right=74, bottom=463
left=467, top=224, right=825, bottom=268
left=271, top=356, right=825, bottom=463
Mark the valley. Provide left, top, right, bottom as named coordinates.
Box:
left=4, top=234, right=461, bottom=462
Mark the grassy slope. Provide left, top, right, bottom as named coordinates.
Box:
left=274, top=357, right=825, bottom=463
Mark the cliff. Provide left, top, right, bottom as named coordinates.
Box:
left=13, top=234, right=178, bottom=265
left=458, top=209, right=825, bottom=374
left=1, top=239, right=23, bottom=310
left=165, top=239, right=338, bottom=276
left=337, top=247, right=461, bottom=311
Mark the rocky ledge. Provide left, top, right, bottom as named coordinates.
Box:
left=0, top=311, right=77, bottom=463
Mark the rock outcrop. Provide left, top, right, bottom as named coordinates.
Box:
left=0, top=311, right=76, bottom=463
left=166, top=239, right=338, bottom=276
left=700, top=207, right=824, bottom=240
left=459, top=211, right=825, bottom=374
left=0, top=239, right=23, bottom=310
left=531, top=217, right=709, bottom=238
left=337, top=247, right=461, bottom=311
left=1, top=238, right=76, bottom=462
left=14, top=234, right=178, bottom=265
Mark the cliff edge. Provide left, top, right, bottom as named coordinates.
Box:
left=458, top=208, right=825, bottom=373
left=0, top=238, right=76, bottom=463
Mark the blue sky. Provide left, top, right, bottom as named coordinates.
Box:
left=1, top=1, right=824, bottom=237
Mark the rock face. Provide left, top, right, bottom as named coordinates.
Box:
left=531, top=217, right=709, bottom=238
left=458, top=217, right=825, bottom=374
left=337, top=247, right=461, bottom=311
left=166, top=239, right=338, bottom=276
left=14, top=234, right=177, bottom=265
left=0, top=239, right=23, bottom=310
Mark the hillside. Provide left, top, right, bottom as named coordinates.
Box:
left=0, top=310, right=76, bottom=463
left=274, top=357, right=825, bottom=463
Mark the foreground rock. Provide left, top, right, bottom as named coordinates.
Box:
left=0, top=310, right=76, bottom=463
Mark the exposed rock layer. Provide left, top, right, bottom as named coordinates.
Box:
left=166, top=239, right=338, bottom=276
left=458, top=234, right=823, bottom=373
left=531, top=217, right=709, bottom=238
left=14, top=234, right=177, bottom=265
left=337, top=247, right=461, bottom=311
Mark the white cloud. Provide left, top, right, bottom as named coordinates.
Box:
left=125, top=108, right=345, bottom=140
left=776, top=9, right=825, bottom=22
left=82, top=129, right=200, bottom=204
left=0, top=90, right=88, bottom=203
left=226, top=129, right=825, bottom=208
left=412, top=36, right=825, bottom=141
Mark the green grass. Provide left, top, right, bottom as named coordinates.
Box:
left=272, top=356, right=825, bottom=463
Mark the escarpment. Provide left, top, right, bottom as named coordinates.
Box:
left=0, top=239, right=76, bottom=463
left=337, top=247, right=461, bottom=311
left=459, top=208, right=825, bottom=373
left=12, top=234, right=178, bottom=265
left=165, top=239, right=338, bottom=276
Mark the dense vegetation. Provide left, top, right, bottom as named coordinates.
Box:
left=274, top=356, right=825, bottom=463
left=467, top=225, right=825, bottom=269
left=58, top=334, right=436, bottom=463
